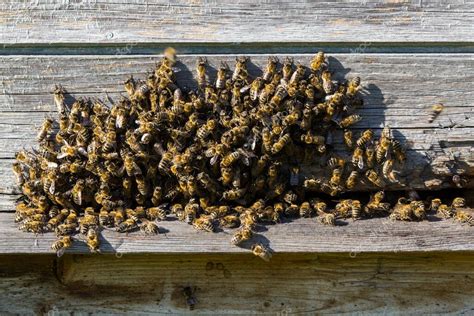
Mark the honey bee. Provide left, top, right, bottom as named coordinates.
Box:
left=352, top=147, right=364, bottom=170
left=299, top=202, right=313, bottom=218
left=335, top=199, right=353, bottom=218
left=53, top=85, right=67, bottom=114
left=390, top=201, right=413, bottom=221
left=310, top=52, right=326, bottom=73
left=321, top=71, right=334, bottom=94
left=71, top=179, right=85, bottom=205
left=345, top=171, right=358, bottom=189
left=221, top=150, right=241, bottom=168
left=219, top=215, right=240, bottom=228
left=365, top=191, right=390, bottom=217
left=223, top=188, right=246, bottom=201
left=319, top=213, right=335, bottom=226
left=146, top=206, right=168, bottom=221
left=192, top=217, right=215, bottom=232
left=429, top=198, right=442, bottom=212
left=376, top=134, right=391, bottom=163
left=428, top=103, right=444, bottom=123
left=233, top=56, right=249, bottom=81
left=451, top=197, right=466, bottom=208
left=366, top=169, right=384, bottom=188
left=263, top=56, right=278, bottom=82
left=339, top=115, right=362, bottom=129
left=251, top=243, right=272, bottom=262
left=346, top=76, right=361, bottom=98
left=141, top=221, right=160, bottom=235
left=329, top=168, right=343, bottom=187
left=271, top=133, right=291, bottom=155
left=282, top=57, right=294, bottom=81
left=231, top=226, right=253, bottom=245
left=116, top=218, right=138, bottom=233
left=37, top=117, right=54, bottom=142
left=356, top=129, right=373, bottom=148
left=86, top=228, right=100, bottom=253
left=182, top=286, right=197, bottom=310
left=391, top=139, right=406, bottom=163
left=215, top=62, right=229, bottom=90
left=437, top=204, right=455, bottom=219
left=343, top=129, right=354, bottom=149
left=158, top=152, right=173, bottom=175
left=409, top=201, right=425, bottom=220
left=454, top=211, right=474, bottom=226
left=51, top=235, right=73, bottom=256
left=351, top=200, right=362, bottom=220
left=196, top=57, right=208, bottom=89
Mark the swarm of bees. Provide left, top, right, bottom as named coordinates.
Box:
left=12, top=49, right=471, bottom=259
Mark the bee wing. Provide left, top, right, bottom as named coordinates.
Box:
left=56, top=247, right=66, bottom=258
left=49, top=180, right=56, bottom=195
left=357, top=157, right=364, bottom=170
left=210, top=155, right=219, bottom=166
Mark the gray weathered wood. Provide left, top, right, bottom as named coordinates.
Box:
left=1, top=0, right=473, bottom=44
left=0, top=54, right=472, bottom=199
left=0, top=253, right=473, bottom=314
left=0, top=212, right=473, bottom=254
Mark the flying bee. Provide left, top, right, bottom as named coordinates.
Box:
left=345, top=170, right=359, bottom=190
left=428, top=103, right=444, bottom=123
left=271, top=133, right=291, bottom=155
left=37, top=117, right=54, bottom=142
left=451, top=197, right=466, bottom=209
left=352, top=147, right=364, bottom=170
left=251, top=243, right=272, bottom=262
left=51, top=235, right=73, bottom=256
left=327, top=156, right=345, bottom=169
left=454, top=211, right=474, bottom=226
left=141, top=221, right=160, bottom=235
left=356, top=129, right=374, bottom=148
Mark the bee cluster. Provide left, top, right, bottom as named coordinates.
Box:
left=12, top=49, right=471, bottom=256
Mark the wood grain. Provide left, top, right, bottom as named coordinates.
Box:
left=0, top=212, right=473, bottom=254
left=0, top=54, right=472, bottom=198
left=1, top=0, right=473, bottom=44
left=0, top=252, right=473, bottom=314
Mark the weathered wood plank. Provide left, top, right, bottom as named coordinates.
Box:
left=0, top=212, right=473, bottom=254
left=0, top=54, right=472, bottom=196
left=1, top=253, right=473, bottom=314
left=1, top=0, right=473, bottom=44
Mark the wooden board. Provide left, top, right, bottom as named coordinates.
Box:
left=0, top=252, right=473, bottom=314
left=1, top=0, right=474, bottom=44
left=0, top=54, right=472, bottom=200
left=1, top=212, right=473, bottom=254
